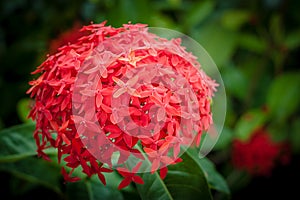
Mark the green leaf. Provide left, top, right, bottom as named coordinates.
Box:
left=269, top=14, right=283, bottom=44
left=222, top=64, right=248, bottom=100
left=237, top=33, right=267, bottom=53
left=266, top=72, right=300, bottom=122
left=0, top=157, right=62, bottom=195
left=198, top=158, right=230, bottom=194
left=149, top=14, right=179, bottom=30
left=17, top=98, right=32, bottom=123
left=186, top=148, right=230, bottom=195
left=0, top=123, right=37, bottom=163
left=66, top=178, right=124, bottom=200
left=185, top=0, right=215, bottom=28
left=284, top=29, right=300, bottom=50
left=192, top=24, right=237, bottom=67
left=290, top=118, right=300, bottom=153
left=136, top=150, right=213, bottom=200
left=235, top=109, right=268, bottom=141
left=0, top=123, right=62, bottom=194
left=214, top=126, right=234, bottom=150
left=167, top=0, right=181, bottom=8
left=0, top=123, right=125, bottom=199
left=107, top=0, right=152, bottom=26
left=8, top=177, right=37, bottom=196
left=221, top=10, right=251, bottom=30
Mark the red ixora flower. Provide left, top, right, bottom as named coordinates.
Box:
left=27, top=21, right=217, bottom=188
left=232, top=128, right=290, bottom=176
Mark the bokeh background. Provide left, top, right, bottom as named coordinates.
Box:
left=0, top=0, right=299, bottom=199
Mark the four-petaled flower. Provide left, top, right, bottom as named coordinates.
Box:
left=144, top=143, right=175, bottom=173
left=112, top=75, right=141, bottom=98
left=118, top=50, right=146, bottom=67
left=117, top=162, right=144, bottom=189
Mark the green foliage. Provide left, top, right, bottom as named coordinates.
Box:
left=192, top=23, right=237, bottom=67
left=107, top=0, right=151, bottom=26
left=0, top=124, right=62, bottom=196
left=136, top=151, right=212, bottom=200
left=0, top=123, right=38, bottom=163
left=16, top=98, right=32, bottom=123
left=284, top=29, right=300, bottom=50
left=186, top=148, right=230, bottom=195
left=185, top=0, right=215, bottom=29
left=267, top=72, right=300, bottom=122
left=221, top=10, right=251, bottom=30
left=291, top=118, right=300, bottom=154
left=235, top=109, right=268, bottom=141
left=66, top=178, right=124, bottom=200
left=0, top=157, right=62, bottom=195
left=0, top=124, right=229, bottom=199
left=237, top=33, right=268, bottom=54
left=222, top=64, right=248, bottom=100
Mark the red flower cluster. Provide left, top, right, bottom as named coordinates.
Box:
left=27, top=21, right=217, bottom=188
left=232, top=128, right=290, bottom=176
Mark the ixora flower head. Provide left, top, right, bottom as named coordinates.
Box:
left=232, top=128, right=290, bottom=176
left=27, top=21, right=222, bottom=189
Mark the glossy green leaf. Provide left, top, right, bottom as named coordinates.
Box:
left=0, top=123, right=55, bottom=163
left=266, top=72, right=300, bottom=122
left=0, top=123, right=37, bottom=162
left=66, top=177, right=124, bottom=200
left=0, top=157, right=62, bottom=195
left=0, top=123, right=62, bottom=194
left=136, top=150, right=212, bottom=200
left=0, top=124, right=125, bottom=199
left=221, top=10, right=251, bottom=30
left=186, top=148, right=230, bottom=195
left=235, top=109, right=268, bottom=141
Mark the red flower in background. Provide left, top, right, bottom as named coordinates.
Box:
left=49, top=22, right=86, bottom=54
left=232, top=128, right=290, bottom=176
left=27, top=21, right=217, bottom=188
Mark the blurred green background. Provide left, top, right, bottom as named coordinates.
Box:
left=0, top=0, right=300, bottom=199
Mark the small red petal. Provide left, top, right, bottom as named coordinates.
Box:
left=97, top=172, right=106, bottom=185
left=118, top=177, right=132, bottom=190
left=132, top=175, right=144, bottom=184
left=123, top=134, right=133, bottom=148
left=61, top=167, right=81, bottom=183
left=160, top=167, right=168, bottom=179
left=157, top=108, right=166, bottom=122
left=151, top=159, right=160, bottom=173
left=132, top=161, right=143, bottom=173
